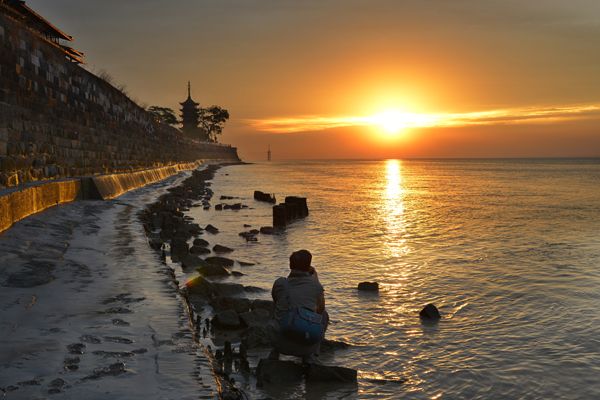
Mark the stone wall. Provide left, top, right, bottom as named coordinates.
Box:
left=0, top=7, right=238, bottom=190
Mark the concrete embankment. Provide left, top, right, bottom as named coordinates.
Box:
left=0, top=160, right=225, bottom=233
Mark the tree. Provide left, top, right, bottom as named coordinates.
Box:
left=147, top=106, right=178, bottom=126
left=199, top=106, right=230, bottom=142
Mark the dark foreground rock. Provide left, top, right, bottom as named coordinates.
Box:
left=197, top=263, right=230, bottom=277
left=420, top=303, right=441, bottom=320
left=213, top=310, right=242, bottom=329
left=206, top=256, right=235, bottom=267
left=256, top=359, right=304, bottom=386
left=213, top=244, right=234, bottom=253
left=306, top=364, right=358, bottom=383
left=357, top=281, right=379, bottom=291
left=256, top=359, right=358, bottom=386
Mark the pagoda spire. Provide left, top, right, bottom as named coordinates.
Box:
left=187, top=81, right=191, bottom=99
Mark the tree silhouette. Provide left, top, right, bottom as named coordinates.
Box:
left=199, top=106, right=230, bottom=142
left=147, top=106, right=178, bottom=126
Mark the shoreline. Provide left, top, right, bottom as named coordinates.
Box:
left=139, top=162, right=354, bottom=398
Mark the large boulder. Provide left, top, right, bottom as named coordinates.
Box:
left=212, top=310, right=242, bottom=329
left=419, top=303, right=441, bottom=320
left=357, top=282, right=379, bottom=291
left=205, top=256, right=234, bottom=267
left=305, top=364, right=357, bottom=383
left=256, top=359, right=303, bottom=386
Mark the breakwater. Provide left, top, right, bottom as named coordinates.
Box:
left=0, top=5, right=239, bottom=191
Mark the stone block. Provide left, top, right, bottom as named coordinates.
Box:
left=305, top=364, right=357, bottom=383
left=256, top=359, right=304, bottom=386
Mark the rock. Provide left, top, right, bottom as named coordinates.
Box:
left=212, top=282, right=245, bottom=297
left=205, top=224, right=219, bottom=234
left=185, top=276, right=217, bottom=298
left=244, top=326, right=272, bottom=348
left=238, top=260, right=255, bottom=266
left=239, top=309, right=271, bottom=327
left=181, top=254, right=208, bottom=270
left=357, top=282, right=379, bottom=291
left=243, top=224, right=251, bottom=227
left=211, top=297, right=251, bottom=313
left=67, top=343, right=86, bottom=354
left=213, top=310, right=242, bottom=329
left=83, top=362, right=127, bottom=380
left=205, top=256, right=234, bottom=267
left=420, top=303, right=441, bottom=320
left=231, top=271, right=244, bottom=277
left=190, top=245, right=211, bottom=255
left=251, top=299, right=274, bottom=316
left=80, top=334, right=102, bottom=344
left=215, top=204, right=223, bottom=210
left=259, top=226, right=275, bottom=234
left=170, top=238, right=189, bottom=259
left=321, top=339, right=350, bottom=353
left=253, top=191, right=277, bottom=204
left=213, top=244, right=234, bottom=253
left=193, top=238, right=209, bottom=247
left=249, top=229, right=259, bottom=235
left=197, top=263, right=230, bottom=277
left=244, top=285, right=267, bottom=293
left=305, top=364, right=357, bottom=383
left=256, top=359, right=303, bottom=386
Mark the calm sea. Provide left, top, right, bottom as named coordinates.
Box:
left=189, top=159, right=600, bottom=399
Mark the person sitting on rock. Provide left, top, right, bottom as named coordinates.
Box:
left=268, top=249, right=328, bottom=364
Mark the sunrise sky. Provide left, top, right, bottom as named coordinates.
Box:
left=29, top=0, right=600, bottom=160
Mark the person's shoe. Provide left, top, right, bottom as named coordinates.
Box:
left=267, top=349, right=279, bottom=360
left=302, top=353, right=321, bottom=365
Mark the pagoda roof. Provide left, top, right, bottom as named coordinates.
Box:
left=180, top=81, right=199, bottom=107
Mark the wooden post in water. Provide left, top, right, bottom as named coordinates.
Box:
left=273, top=204, right=287, bottom=228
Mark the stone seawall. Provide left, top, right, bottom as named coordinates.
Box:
left=0, top=7, right=239, bottom=190
left=0, top=160, right=225, bottom=233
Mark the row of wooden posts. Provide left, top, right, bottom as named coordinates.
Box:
left=273, top=196, right=309, bottom=228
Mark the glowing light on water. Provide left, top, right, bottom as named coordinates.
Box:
left=383, top=159, right=408, bottom=258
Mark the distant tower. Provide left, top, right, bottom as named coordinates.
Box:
left=180, top=81, right=202, bottom=139
left=267, top=145, right=272, bottom=161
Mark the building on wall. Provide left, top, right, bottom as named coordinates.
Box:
left=1, top=0, right=84, bottom=63
left=180, top=82, right=209, bottom=141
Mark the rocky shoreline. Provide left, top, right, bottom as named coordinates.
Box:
left=139, top=163, right=356, bottom=398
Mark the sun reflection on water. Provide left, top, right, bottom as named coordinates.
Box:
left=383, top=159, right=408, bottom=258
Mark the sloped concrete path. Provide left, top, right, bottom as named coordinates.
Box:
left=0, top=172, right=217, bottom=399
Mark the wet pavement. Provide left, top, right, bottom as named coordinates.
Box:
left=0, top=172, right=217, bottom=399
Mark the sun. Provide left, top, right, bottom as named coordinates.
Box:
left=368, top=109, right=438, bottom=135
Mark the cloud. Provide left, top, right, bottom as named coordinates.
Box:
left=245, top=104, right=600, bottom=134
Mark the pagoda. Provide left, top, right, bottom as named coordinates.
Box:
left=180, top=82, right=204, bottom=140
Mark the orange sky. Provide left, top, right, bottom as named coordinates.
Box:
left=29, top=0, right=600, bottom=160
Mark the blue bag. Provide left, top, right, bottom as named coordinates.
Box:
left=279, top=278, right=324, bottom=345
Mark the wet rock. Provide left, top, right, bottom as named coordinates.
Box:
left=83, top=362, right=127, bottom=380
left=67, top=343, right=86, bottom=355
left=420, top=303, right=441, bottom=320
left=305, top=364, right=357, bottom=383
left=243, top=224, right=252, bottom=228
left=206, top=256, right=234, bottom=267
left=205, top=224, right=219, bottom=234
left=251, top=299, right=275, bottom=316
left=197, top=263, right=230, bottom=277
left=244, top=285, right=267, bottom=293
left=256, top=359, right=303, bottom=386
left=185, top=276, right=217, bottom=299
left=220, top=195, right=235, bottom=200
left=193, top=238, right=209, bottom=247
left=101, top=307, right=132, bottom=314
left=244, top=326, right=272, bottom=348
left=80, top=334, right=102, bottom=344
left=18, top=378, right=42, bottom=386
left=239, top=309, right=271, bottom=327
left=321, top=339, right=350, bottom=353
left=213, top=310, right=242, bottom=329
left=190, top=245, right=211, bottom=255
left=249, top=229, right=259, bottom=235
left=213, top=282, right=245, bottom=297
left=213, top=244, right=234, bottom=253
left=132, top=348, right=148, bottom=354
left=253, top=191, right=276, bottom=204
left=181, top=254, right=208, bottom=270
left=48, top=378, right=66, bottom=389
left=215, top=204, right=223, bottom=210
left=211, top=297, right=251, bottom=313
left=357, top=282, right=379, bottom=291
left=259, top=226, right=275, bottom=234
left=170, top=238, right=189, bottom=259
left=238, top=260, right=256, bottom=266
left=231, top=271, right=245, bottom=277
